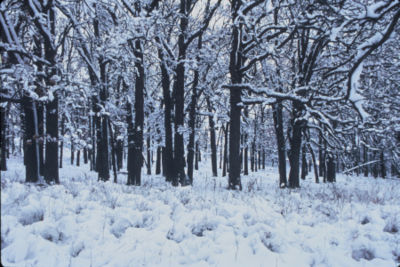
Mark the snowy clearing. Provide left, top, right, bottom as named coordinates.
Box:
left=1, top=157, right=400, bottom=267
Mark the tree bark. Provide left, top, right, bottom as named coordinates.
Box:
left=158, top=43, right=173, bottom=183
left=23, top=97, right=39, bottom=182
left=0, top=106, right=7, bottom=171
left=206, top=97, right=218, bottom=177
left=273, top=101, right=287, bottom=187
left=155, top=146, right=161, bottom=175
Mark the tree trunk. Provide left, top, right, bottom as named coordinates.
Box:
left=116, top=139, right=123, bottom=171
left=273, top=101, right=287, bottom=187
left=301, top=144, right=307, bottom=180
left=187, top=37, right=201, bottom=183
left=83, top=147, right=88, bottom=164
left=127, top=39, right=145, bottom=185
left=0, top=106, right=7, bottom=171
left=172, top=0, right=189, bottom=186
left=318, top=133, right=325, bottom=178
left=23, top=97, right=39, bottom=182
left=206, top=97, right=218, bottom=177
left=307, top=142, right=319, bottom=183
left=76, top=150, right=80, bottom=166
left=155, top=146, right=161, bottom=175
left=363, top=144, right=368, bottom=177
left=37, top=103, right=44, bottom=177
left=147, top=135, right=151, bottom=175
left=158, top=44, right=173, bottom=183
left=195, top=142, right=199, bottom=170
left=108, top=121, right=118, bottom=183
left=222, top=123, right=229, bottom=177
left=71, top=141, right=75, bottom=165
left=59, top=115, right=65, bottom=168
left=380, top=150, right=386, bottom=178
left=288, top=100, right=304, bottom=188
left=326, top=154, right=336, bottom=182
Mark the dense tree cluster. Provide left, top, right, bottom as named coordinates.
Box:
left=1, top=0, right=399, bottom=188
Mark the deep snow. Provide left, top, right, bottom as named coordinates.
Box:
left=1, top=156, right=400, bottom=267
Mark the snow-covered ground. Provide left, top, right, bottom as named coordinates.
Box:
left=1, top=156, right=400, bottom=267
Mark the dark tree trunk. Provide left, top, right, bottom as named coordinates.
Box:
left=326, top=154, right=336, bottom=182
left=273, top=101, right=287, bottom=187
left=127, top=39, right=145, bottom=186
left=227, top=0, right=243, bottom=190
left=262, top=150, right=265, bottom=169
left=172, top=0, right=189, bottom=186
left=318, top=133, right=325, bottom=178
left=76, top=150, right=80, bottom=166
left=44, top=89, right=59, bottom=183
left=71, top=141, right=75, bottom=165
left=244, top=143, right=249, bottom=175
left=155, top=146, right=161, bottom=175
left=83, top=147, right=88, bottom=164
left=250, top=143, right=255, bottom=172
left=147, top=135, right=151, bottom=175
left=380, top=150, right=386, bottom=178
left=222, top=123, right=229, bottom=177
left=229, top=83, right=242, bottom=189
left=195, top=142, right=199, bottom=170
left=37, top=103, right=44, bottom=177
left=23, top=97, right=40, bottom=183
left=0, top=106, right=7, bottom=171
left=372, top=151, right=379, bottom=178
left=116, top=139, right=123, bottom=171
left=187, top=37, right=202, bottom=183
left=301, top=144, right=307, bottom=180
left=59, top=115, right=65, bottom=168
left=288, top=101, right=304, bottom=188
left=126, top=101, right=135, bottom=184
left=307, top=142, right=319, bottom=183
left=158, top=44, right=173, bottom=183
left=108, top=121, right=118, bottom=183
left=363, top=144, right=368, bottom=177
left=206, top=97, right=218, bottom=177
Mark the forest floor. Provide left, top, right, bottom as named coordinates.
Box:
left=1, top=155, right=400, bottom=267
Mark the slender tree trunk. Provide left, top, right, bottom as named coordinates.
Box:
left=71, top=140, right=75, bottom=165
left=227, top=0, right=243, bottom=190
left=222, top=123, right=229, bottom=177
left=307, top=142, right=319, bottom=183
left=147, top=135, right=151, bottom=175
left=127, top=39, right=144, bottom=186
left=318, top=133, right=327, bottom=181
left=195, top=142, right=199, bottom=170
left=326, top=154, right=336, bottom=182
left=76, top=150, right=80, bottom=166
left=108, top=121, right=118, bottom=183
left=372, top=151, right=379, bottom=178
left=155, top=146, right=161, bottom=175
left=363, top=144, right=368, bottom=177
left=116, top=139, right=123, bottom=171
left=127, top=101, right=135, bottom=184
left=37, top=103, right=44, bottom=177
left=380, top=150, right=386, bottom=178
left=0, top=106, right=7, bottom=171
left=301, top=144, right=307, bottom=180
left=187, top=37, right=202, bottom=183
left=83, top=147, right=88, bottom=164
left=273, top=101, right=287, bottom=187
left=172, top=0, right=189, bottom=186
left=158, top=45, right=173, bottom=183
left=206, top=97, right=218, bottom=177
left=23, top=97, right=39, bottom=182
left=288, top=100, right=304, bottom=188
left=59, top=115, right=65, bottom=168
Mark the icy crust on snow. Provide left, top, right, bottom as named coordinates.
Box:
left=1, top=158, right=400, bottom=267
